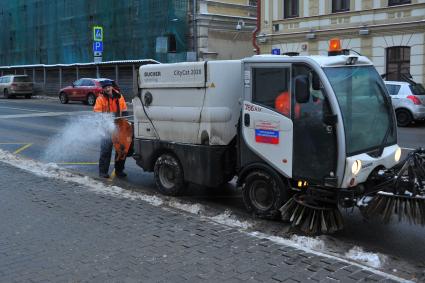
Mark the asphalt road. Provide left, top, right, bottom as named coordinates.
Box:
left=0, top=97, right=424, bottom=278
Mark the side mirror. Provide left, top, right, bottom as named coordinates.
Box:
left=295, top=75, right=310, bottom=103
left=312, top=72, right=321, bottom=90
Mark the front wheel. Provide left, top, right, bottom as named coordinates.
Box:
left=396, top=109, right=412, bottom=127
left=59, top=92, right=68, bottom=104
left=25, top=94, right=32, bottom=99
left=242, top=170, right=289, bottom=219
left=87, top=93, right=96, bottom=106
left=4, top=89, right=9, bottom=99
left=154, top=153, right=185, bottom=196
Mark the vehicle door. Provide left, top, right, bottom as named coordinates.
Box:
left=69, top=79, right=83, bottom=99
left=242, top=64, right=294, bottom=177
left=83, top=79, right=96, bottom=99
left=291, top=64, right=337, bottom=185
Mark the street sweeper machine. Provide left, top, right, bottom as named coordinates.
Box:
left=132, top=39, right=425, bottom=234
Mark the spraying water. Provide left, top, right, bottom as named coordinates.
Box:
left=42, top=113, right=116, bottom=163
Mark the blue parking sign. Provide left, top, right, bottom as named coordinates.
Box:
left=93, top=41, right=103, bottom=52
left=271, top=48, right=281, bottom=55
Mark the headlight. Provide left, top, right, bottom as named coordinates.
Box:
left=395, top=147, right=402, bottom=162
left=351, top=160, right=362, bottom=175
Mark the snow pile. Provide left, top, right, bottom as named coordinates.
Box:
left=169, top=201, right=203, bottom=215
left=42, top=113, right=116, bottom=162
left=345, top=246, right=387, bottom=269
left=210, top=210, right=252, bottom=229
left=0, top=149, right=163, bottom=207
left=249, top=231, right=325, bottom=252
left=289, top=235, right=326, bottom=251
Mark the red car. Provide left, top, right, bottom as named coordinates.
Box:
left=58, top=78, right=120, bottom=106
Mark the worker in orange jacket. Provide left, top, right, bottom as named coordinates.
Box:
left=94, top=80, right=128, bottom=178
left=274, top=91, right=301, bottom=118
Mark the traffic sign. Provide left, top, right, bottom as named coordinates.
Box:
left=271, top=48, right=281, bottom=55
left=93, top=42, right=103, bottom=52
left=93, top=26, right=103, bottom=41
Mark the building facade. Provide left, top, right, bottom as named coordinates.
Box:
left=259, top=0, right=425, bottom=83
left=195, top=0, right=257, bottom=60
left=0, top=0, right=257, bottom=66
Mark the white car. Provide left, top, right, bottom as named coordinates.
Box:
left=384, top=80, right=425, bottom=127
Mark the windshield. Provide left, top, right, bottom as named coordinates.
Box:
left=410, top=83, right=425, bottom=95
left=324, top=66, right=396, bottom=156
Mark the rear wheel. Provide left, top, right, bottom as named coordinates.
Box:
left=396, top=109, right=412, bottom=127
left=87, top=93, right=96, bottom=106
left=242, top=169, right=289, bottom=219
left=59, top=92, right=68, bottom=104
left=154, top=153, right=185, bottom=196
left=25, top=94, right=31, bottom=99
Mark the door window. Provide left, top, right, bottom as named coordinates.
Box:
left=81, top=79, right=94, bottom=86
left=385, top=84, right=401, bottom=96
left=252, top=67, right=291, bottom=118
left=74, top=79, right=83, bottom=87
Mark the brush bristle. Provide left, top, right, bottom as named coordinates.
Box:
left=364, top=193, right=425, bottom=225
left=280, top=197, right=343, bottom=235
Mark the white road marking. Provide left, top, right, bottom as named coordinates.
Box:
left=0, top=111, right=92, bottom=119
left=0, top=106, right=47, bottom=112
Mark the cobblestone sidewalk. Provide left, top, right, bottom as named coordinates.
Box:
left=0, top=162, right=405, bottom=282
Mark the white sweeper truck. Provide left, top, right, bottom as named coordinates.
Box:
left=131, top=38, right=425, bottom=234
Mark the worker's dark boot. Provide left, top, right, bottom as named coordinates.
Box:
left=115, top=171, right=127, bottom=178
left=99, top=172, right=110, bottom=178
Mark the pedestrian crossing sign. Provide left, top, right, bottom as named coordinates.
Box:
left=93, top=26, right=103, bottom=41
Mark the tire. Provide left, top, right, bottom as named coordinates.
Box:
left=154, top=153, right=185, bottom=196
left=396, top=109, right=412, bottom=127
left=242, top=169, right=289, bottom=219
left=4, top=89, right=9, bottom=99
left=59, top=92, right=68, bottom=104
left=25, top=94, right=31, bottom=99
left=86, top=93, right=96, bottom=106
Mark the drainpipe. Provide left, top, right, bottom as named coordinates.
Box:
left=252, top=0, right=261, bottom=55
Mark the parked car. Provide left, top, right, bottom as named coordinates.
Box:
left=384, top=80, right=425, bottom=127
left=0, top=75, right=33, bottom=99
left=58, top=78, right=120, bottom=106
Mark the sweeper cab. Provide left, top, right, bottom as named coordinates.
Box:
left=132, top=38, right=425, bottom=234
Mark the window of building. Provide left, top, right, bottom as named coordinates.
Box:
left=284, top=0, right=299, bottom=19
left=168, top=34, right=176, bottom=53
left=248, top=0, right=257, bottom=6
left=332, top=0, right=350, bottom=13
left=386, top=47, right=410, bottom=81
left=388, top=0, right=411, bottom=6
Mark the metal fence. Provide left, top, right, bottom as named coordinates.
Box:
left=0, top=59, right=158, bottom=100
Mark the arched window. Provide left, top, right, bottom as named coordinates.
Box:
left=386, top=46, right=410, bottom=81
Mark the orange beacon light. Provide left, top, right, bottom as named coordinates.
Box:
left=328, top=38, right=342, bottom=56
